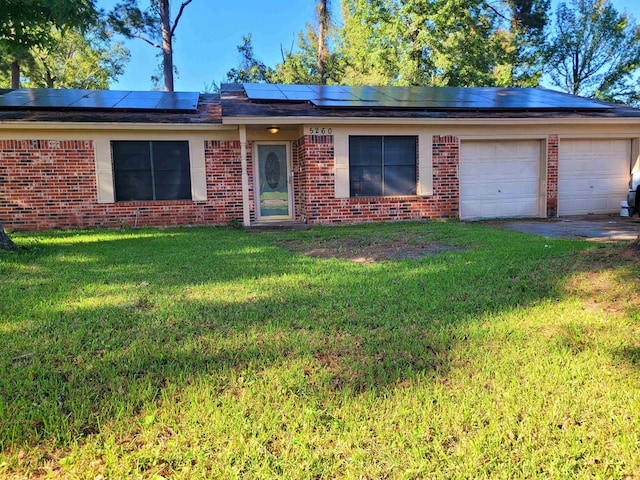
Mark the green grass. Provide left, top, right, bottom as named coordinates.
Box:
left=0, top=222, right=639, bottom=479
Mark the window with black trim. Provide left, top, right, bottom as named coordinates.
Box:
left=112, top=141, right=192, bottom=201
left=349, top=136, right=417, bottom=197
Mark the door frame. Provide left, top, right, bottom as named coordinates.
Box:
left=253, top=141, right=294, bottom=221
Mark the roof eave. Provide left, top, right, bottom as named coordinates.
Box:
left=0, top=120, right=235, bottom=131
left=222, top=115, right=640, bottom=125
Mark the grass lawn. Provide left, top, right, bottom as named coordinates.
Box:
left=0, top=221, right=639, bottom=479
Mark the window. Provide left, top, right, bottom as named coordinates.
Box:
left=349, top=136, right=417, bottom=197
left=112, top=141, right=192, bottom=201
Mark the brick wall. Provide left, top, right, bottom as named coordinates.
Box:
left=546, top=135, right=559, bottom=217
left=4, top=132, right=564, bottom=230
left=204, top=140, right=244, bottom=222
left=292, top=137, right=306, bottom=221
left=299, top=134, right=460, bottom=224
left=0, top=139, right=243, bottom=230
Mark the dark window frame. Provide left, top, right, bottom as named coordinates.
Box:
left=349, top=135, right=417, bottom=197
left=111, top=140, right=192, bottom=202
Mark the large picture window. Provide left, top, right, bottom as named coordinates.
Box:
left=349, top=136, right=417, bottom=197
left=112, top=141, right=192, bottom=201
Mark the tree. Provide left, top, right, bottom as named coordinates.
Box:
left=268, top=0, right=343, bottom=85
left=545, top=0, right=640, bottom=104
left=225, top=35, right=275, bottom=83
left=273, top=25, right=340, bottom=84
left=495, top=0, right=550, bottom=87
left=335, top=0, right=548, bottom=88
left=317, top=0, right=331, bottom=84
left=367, top=0, right=511, bottom=87
left=22, top=26, right=129, bottom=89
left=109, top=0, right=194, bottom=91
left=337, top=0, right=400, bottom=85
left=0, top=221, right=16, bottom=251
left=0, top=0, right=101, bottom=248
left=0, top=0, right=99, bottom=88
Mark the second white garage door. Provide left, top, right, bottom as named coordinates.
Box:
left=460, top=140, right=541, bottom=220
left=558, top=139, right=631, bottom=215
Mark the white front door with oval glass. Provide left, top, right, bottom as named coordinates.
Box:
left=255, top=143, right=293, bottom=220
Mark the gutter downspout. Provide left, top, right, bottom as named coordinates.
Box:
left=239, top=125, right=251, bottom=226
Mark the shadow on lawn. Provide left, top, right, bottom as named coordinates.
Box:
left=613, top=346, right=640, bottom=367
left=0, top=225, right=632, bottom=447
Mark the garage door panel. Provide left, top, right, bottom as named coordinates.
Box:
left=471, top=142, right=497, bottom=156
left=460, top=140, right=541, bottom=220
left=464, top=201, right=498, bottom=219
left=519, top=161, right=540, bottom=177
left=559, top=139, right=630, bottom=215
left=519, top=180, right=540, bottom=195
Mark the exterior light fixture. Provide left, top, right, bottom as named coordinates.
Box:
left=267, top=126, right=280, bottom=134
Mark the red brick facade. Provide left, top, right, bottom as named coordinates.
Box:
left=292, top=137, right=306, bottom=221
left=1, top=133, right=562, bottom=230
left=546, top=135, right=559, bottom=217
left=0, top=139, right=243, bottom=230
left=293, top=134, right=459, bottom=224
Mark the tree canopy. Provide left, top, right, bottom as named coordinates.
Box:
left=108, top=0, right=194, bottom=91
left=0, top=0, right=98, bottom=46
left=24, top=26, right=130, bottom=89
left=225, top=35, right=275, bottom=84
left=227, top=0, right=551, bottom=89
left=222, top=0, right=640, bottom=105
left=0, top=0, right=100, bottom=87
left=545, top=0, right=640, bottom=104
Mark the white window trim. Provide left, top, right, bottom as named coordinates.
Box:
left=333, top=132, right=432, bottom=198
left=94, top=139, right=207, bottom=203
left=189, top=139, right=207, bottom=201
left=94, top=139, right=114, bottom=203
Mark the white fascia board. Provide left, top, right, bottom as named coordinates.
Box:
left=222, top=116, right=640, bottom=126
left=0, top=121, right=237, bottom=131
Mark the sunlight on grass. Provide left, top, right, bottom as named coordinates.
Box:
left=0, top=224, right=639, bottom=478
left=21, top=230, right=186, bottom=246
left=62, top=292, right=138, bottom=311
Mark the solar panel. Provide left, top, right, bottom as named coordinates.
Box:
left=0, top=89, right=199, bottom=111
left=242, top=83, right=612, bottom=110
left=156, top=91, right=199, bottom=110
left=69, top=90, right=131, bottom=108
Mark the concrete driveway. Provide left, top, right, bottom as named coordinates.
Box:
left=487, top=215, right=640, bottom=242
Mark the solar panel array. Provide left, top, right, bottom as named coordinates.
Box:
left=0, top=89, right=200, bottom=111
left=243, top=83, right=611, bottom=110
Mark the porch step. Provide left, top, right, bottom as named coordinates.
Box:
left=244, top=221, right=310, bottom=233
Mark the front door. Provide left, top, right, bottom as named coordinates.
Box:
left=256, top=143, right=292, bottom=220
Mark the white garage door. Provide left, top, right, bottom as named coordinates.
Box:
left=460, top=140, right=541, bottom=220
left=558, top=139, right=630, bottom=215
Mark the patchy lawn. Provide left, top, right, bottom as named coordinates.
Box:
left=276, top=230, right=466, bottom=263
left=0, top=222, right=639, bottom=479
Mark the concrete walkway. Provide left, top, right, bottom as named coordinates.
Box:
left=487, top=215, right=640, bottom=242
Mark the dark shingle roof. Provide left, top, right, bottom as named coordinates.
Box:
left=220, top=83, right=640, bottom=120
left=1, top=84, right=640, bottom=124
left=0, top=90, right=222, bottom=124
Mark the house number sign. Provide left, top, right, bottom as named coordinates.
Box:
left=309, top=127, right=333, bottom=135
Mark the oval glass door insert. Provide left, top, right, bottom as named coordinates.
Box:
left=265, top=152, right=281, bottom=189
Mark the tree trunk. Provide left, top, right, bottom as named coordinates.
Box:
left=10, top=60, right=20, bottom=89
left=317, top=0, right=329, bottom=85
left=45, top=64, right=55, bottom=88
left=0, top=220, right=16, bottom=251
left=159, top=0, right=174, bottom=91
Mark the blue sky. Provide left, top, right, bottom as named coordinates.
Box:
left=99, top=0, right=640, bottom=92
